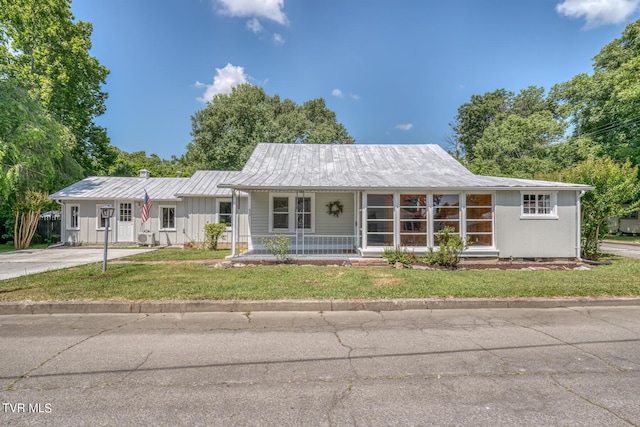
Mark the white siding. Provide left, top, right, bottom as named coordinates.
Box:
left=183, top=196, right=249, bottom=245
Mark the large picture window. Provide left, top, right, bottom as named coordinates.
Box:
left=366, top=194, right=394, bottom=246
left=466, top=194, right=493, bottom=247
left=160, top=206, right=176, bottom=230
left=433, top=194, right=460, bottom=244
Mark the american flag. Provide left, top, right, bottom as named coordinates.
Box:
left=141, top=190, right=152, bottom=223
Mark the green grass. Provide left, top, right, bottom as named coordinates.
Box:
left=1, top=255, right=639, bottom=302
left=0, top=243, right=51, bottom=253
left=603, top=234, right=640, bottom=244
left=120, top=249, right=231, bottom=261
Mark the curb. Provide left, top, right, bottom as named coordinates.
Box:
left=1, top=297, right=639, bottom=315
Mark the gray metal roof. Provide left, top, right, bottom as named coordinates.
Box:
left=219, top=143, right=593, bottom=191
left=50, top=176, right=190, bottom=201
left=174, top=171, right=240, bottom=196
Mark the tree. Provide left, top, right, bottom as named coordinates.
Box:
left=560, top=158, right=639, bottom=260
left=551, top=19, right=640, bottom=167
left=0, top=79, right=82, bottom=244
left=0, top=0, right=114, bottom=174
left=185, top=84, right=351, bottom=170
left=107, top=148, right=187, bottom=178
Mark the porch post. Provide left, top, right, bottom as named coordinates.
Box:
left=361, top=192, right=367, bottom=249
left=231, top=189, right=237, bottom=257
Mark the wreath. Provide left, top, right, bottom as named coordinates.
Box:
left=326, top=200, right=344, bottom=217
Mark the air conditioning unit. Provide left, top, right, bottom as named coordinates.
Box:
left=137, top=232, right=155, bottom=247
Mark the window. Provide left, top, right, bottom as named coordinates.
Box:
left=433, top=194, right=460, bottom=244
left=296, top=197, right=312, bottom=229
left=269, top=193, right=315, bottom=232
left=68, top=205, right=79, bottom=229
left=160, top=206, right=176, bottom=230
left=466, top=194, right=493, bottom=247
left=366, top=193, right=394, bottom=246
left=218, top=200, right=232, bottom=227
left=119, top=203, right=132, bottom=222
left=272, top=197, right=289, bottom=230
left=400, top=194, right=427, bottom=246
left=521, top=193, right=557, bottom=218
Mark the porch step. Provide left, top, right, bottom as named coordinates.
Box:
left=349, top=258, right=390, bottom=267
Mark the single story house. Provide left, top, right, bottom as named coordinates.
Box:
left=218, top=143, right=593, bottom=259
left=50, top=169, right=248, bottom=247
left=50, top=143, right=592, bottom=259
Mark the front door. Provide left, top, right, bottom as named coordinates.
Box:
left=117, top=202, right=134, bottom=242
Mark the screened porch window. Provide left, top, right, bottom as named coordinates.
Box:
left=433, top=194, right=460, bottom=244
left=367, top=194, right=394, bottom=246
left=466, top=194, right=493, bottom=247
left=400, top=194, right=427, bottom=246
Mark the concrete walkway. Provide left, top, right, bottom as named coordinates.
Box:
left=0, top=247, right=156, bottom=281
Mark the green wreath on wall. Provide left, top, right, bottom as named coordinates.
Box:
left=326, top=200, right=344, bottom=217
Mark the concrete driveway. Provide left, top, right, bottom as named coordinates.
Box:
left=0, top=247, right=156, bottom=281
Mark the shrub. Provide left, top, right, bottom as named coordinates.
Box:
left=422, top=227, right=467, bottom=268
left=204, top=223, right=227, bottom=250
left=382, top=246, right=418, bottom=265
left=261, top=235, right=291, bottom=262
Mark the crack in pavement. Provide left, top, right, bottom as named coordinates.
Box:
left=119, top=351, right=154, bottom=383
left=3, top=314, right=150, bottom=392
left=548, top=374, right=637, bottom=426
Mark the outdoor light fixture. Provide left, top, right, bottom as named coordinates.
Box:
left=101, top=205, right=115, bottom=272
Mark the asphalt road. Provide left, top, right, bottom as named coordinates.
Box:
left=601, top=241, right=640, bottom=259
left=0, top=248, right=155, bottom=281
left=1, top=307, right=639, bottom=426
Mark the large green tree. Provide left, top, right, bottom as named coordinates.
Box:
left=551, top=19, right=640, bottom=167
left=108, top=148, right=187, bottom=178
left=0, top=0, right=113, bottom=174
left=185, top=84, right=352, bottom=170
left=0, top=79, right=83, bottom=243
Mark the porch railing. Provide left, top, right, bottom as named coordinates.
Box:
left=236, top=234, right=358, bottom=256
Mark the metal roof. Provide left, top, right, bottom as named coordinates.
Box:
left=219, top=143, right=593, bottom=191
left=174, top=171, right=239, bottom=196
left=50, top=176, right=190, bottom=201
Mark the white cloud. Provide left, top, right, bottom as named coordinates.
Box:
left=395, top=123, right=414, bottom=131
left=216, top=0, right=288, bottom=25
left=246, top=18, right=263, bottom=33
left=273, top=33, right=285, bottom=45
left=556, top=0, right=640, bottom=28
left=197, top=63, right=248, bottom=102
left=332, top=89, right=344, bottom=97
left=350, top=93, right=361, bottom=100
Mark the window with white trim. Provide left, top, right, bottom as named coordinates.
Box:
left=366, top=193, right=394, bottom=246
left=432, top=194, right=460, bottom=245
left=218, top=200, right=232, bottom=227
left=400, top=194, right=427, bottom=246
left=68, top=204, right=79, bottom=229
left=466, top=194, right=493, bottom=247
left=521, top=192, right=557, bottom=218
left=269, top=193, right=315, bottom=232
left=160, top=206, right=176, bottom=230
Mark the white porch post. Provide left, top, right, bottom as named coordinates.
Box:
left=231, top=189, right=237, bottom=257
left=361, top=192, right=367, bottom=249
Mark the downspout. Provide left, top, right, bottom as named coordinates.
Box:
left=576, top=190, right=586, bottom=261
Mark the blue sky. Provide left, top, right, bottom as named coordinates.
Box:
left=71, top=0, right=640, bottom=160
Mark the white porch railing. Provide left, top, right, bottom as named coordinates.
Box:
left=236, top=234, right=358, bottom=256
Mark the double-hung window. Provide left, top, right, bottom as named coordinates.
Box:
left=218, top=200, right=232, bottom=227
left=521, top=192, right=557, bottom=218
left=68, top=205, right=79, bottom=230
left=160, top=206, right=176, bottom=230
left=269, top=194, right=315, bottom=232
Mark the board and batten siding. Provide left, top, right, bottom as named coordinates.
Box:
left=494, top=190, right=578, bottom=258
left=183, top=196, right=249, bottom=245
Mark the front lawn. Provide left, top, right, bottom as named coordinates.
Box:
left=121, top=249, right=231, bottom=261
left=1, top=255, right=639, bottom=301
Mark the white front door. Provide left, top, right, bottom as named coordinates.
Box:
left=117, top=202, right=134, bottom=242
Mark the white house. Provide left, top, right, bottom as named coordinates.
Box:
left=218, top=143, right=593, bottom=259
left=50, top=170, right=248, bottom=247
